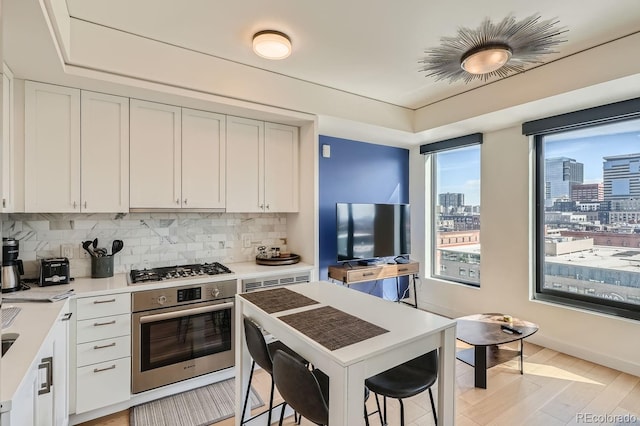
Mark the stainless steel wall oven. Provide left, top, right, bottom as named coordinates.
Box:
left=131, top=279, right=236, bottom=393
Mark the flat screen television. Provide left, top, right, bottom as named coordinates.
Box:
left=336, top=203, right=411, bottom=262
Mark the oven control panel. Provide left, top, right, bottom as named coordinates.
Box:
left=177, top=287, right=202, bottom=302
left=132, top=279, right=237, bottom=312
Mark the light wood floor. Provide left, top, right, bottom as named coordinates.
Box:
left=80, top=341, right=640, bottom=426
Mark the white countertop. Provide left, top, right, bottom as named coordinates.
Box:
left=1, top=298, right=70, bottom=413
left=1, top=260, right=314, bottom=410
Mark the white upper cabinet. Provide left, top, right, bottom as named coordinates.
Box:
left=129, top=99, right=182, bottom=209
left=25, top=81, right=81, bottom=212
left=24, top=82, right=130, bottom=213
left=130, top=100, right=226, bottom=209
left=226, top=116, right=263, bottom=212
left=81, top=91, right=130, bottom=212
left=2, top=63, right=15, bottom=212
left=226, top=116, right=299, bottom=212
left=264, top=122, right=299, bottom=212
left=181, top=108, right=226, bottom=209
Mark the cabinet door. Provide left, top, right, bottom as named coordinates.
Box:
left=2, top=64, right=15, bottom=212
left=36, top=341, right=55, bottom=426
left=264, top=122, right=299, bottom=212
left=81, top=91, right=130, bottom=212
left=130, top=99, right=181, bottom=208
left=53, top=310, right=70, bottom=426
left=182, top=108, right=226, bottom=208
left=24, top=81, right=81, bottom=212
left=226, top=116, right=263, bottom=212
left=7, top=366, right=38, bottom=426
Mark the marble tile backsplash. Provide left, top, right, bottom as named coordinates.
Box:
left=2, top=212, right=287, bottom=279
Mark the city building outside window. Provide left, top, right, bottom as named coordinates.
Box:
left=422, top=135, right=481, bottom=287
left=525, top=98, right=640, bottom=320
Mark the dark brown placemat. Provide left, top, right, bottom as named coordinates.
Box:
left=239, top=287, right=319, bottom=313
left=279, top=305, right=389, bottom=351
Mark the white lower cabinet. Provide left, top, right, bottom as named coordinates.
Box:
left=4, top=303, right=71, bottom=426
left=73, top=293, right=131, bottom=414
left=75, top=358, right=131, bottom=414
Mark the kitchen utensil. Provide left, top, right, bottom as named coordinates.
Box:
left=82, top=240, right=96, bottom=258
left=92, top=238, right=98, bottom=250
left=94, top=248, right=108, bottom=257
left=111, top=239, right=124, bottom=256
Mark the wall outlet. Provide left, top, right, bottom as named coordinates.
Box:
left=61, top=244, right=74, bottom=259
left=79, top=243, right=91, bottom=259
left=242, top=234, right=252, bottom=248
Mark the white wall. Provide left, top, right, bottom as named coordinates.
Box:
left=412, top=126, right=640, bottom=377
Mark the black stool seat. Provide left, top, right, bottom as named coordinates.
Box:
left=365, top=350, right=438, bottom=426
left=365, top=362, right=436, bottom=398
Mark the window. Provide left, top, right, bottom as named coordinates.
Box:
left=421, top=134, right=482, bottom=287
left=525, top=97, right=640, bottom=320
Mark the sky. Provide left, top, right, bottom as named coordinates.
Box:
left=437, top=144, right=481, bottom=206
left=435, top=122, right=640, bottom=207
left=545, top=131, right=640, bottom=184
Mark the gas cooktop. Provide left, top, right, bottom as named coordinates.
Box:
left=129, top=262, right=233, bottom=284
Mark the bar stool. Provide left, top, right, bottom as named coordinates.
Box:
left=365, top=350, right=438, bottom=426
left=273, top=349, right=372, bottom=426
left=241, top=317, right=307, bottom=425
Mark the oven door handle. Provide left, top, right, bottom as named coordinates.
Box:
left=139, top=301, right=234, bottom=324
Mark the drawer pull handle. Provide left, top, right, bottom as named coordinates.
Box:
left=93, top=364, right=116, bottom=373
left=362, top=272, right=375, bottom=276
left=38, top=357, right=53, bottom=395
left=93, top=342, right=117, bottom=350
left=399, top=268, right=408, bottom=272
left=62, top=313, right=73, bottom=321
left=93, top=320, right=116, bottom=327
left=93, top=298, right=116, bottom=304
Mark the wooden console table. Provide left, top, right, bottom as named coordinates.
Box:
left=328, top=261, right=419, bottom=308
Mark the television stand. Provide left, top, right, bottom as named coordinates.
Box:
left=328, top=261, right=419, bottom=309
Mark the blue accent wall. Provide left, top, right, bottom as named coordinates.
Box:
left=319, top=135, right=410, bottom=299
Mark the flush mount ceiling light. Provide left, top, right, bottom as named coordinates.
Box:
left=252, top=30, right=292, bottom=60
left=420, top=14, right=567, bottom=83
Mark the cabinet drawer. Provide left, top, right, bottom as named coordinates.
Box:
left=76, top=293, right=130, bottom=320
left=77, top=335, right=131, bottom=367
left=76, top=313, right=130, bottom=343
left=75, top=357, right=131, bottom=414
left=381, top=263, right=419, bottom=278
left=346, top=267, right=384, bottom=283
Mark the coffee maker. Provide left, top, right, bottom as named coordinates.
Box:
left=2, top=238, right=25, bottom=293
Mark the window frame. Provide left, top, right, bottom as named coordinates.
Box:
left=423, top=134, right=482, bottom=287
left=527, top=98, right=640, bottom=321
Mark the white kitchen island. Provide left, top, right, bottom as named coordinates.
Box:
left=235, top=281, right=457, bottom=426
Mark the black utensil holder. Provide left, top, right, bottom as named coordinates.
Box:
left=92, top=256, right=114, bottom=278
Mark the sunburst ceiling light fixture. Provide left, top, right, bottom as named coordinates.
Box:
left=419, top=14, right=567, bottom=83
left=252, top=30, right=292, bottom=60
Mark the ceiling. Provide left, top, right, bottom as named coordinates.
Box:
left=3, top=0, right=640, bottom=147
left=60, top=0, right=640, bottom=110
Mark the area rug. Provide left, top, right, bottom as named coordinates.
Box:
left=131, top=378, right=264, bottom=426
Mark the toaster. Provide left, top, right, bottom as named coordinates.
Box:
left=39, top=257, right=70, bottom=286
